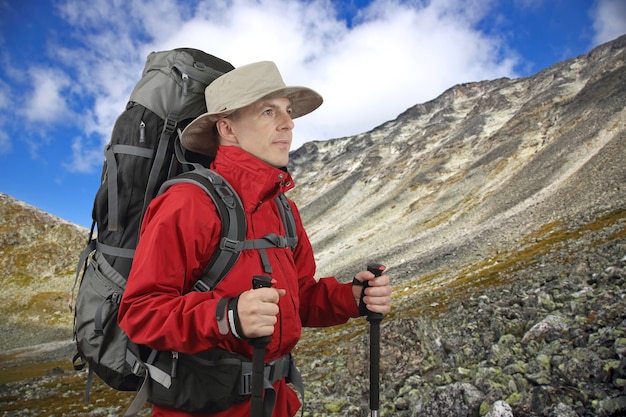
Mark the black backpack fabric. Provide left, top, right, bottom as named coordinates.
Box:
left=70, top=48, right=300, bottom=415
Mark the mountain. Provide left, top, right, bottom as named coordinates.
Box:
left=288, top=34, right=625, bottom=284
left=1, top=35, right=625, bottom=417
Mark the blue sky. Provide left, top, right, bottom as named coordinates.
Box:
left=0, top=0, right=625, bottom=228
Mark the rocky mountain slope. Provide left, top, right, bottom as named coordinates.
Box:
left=0, top=194, right=87, bottom=350
left=288, top=34, right=625, bottom=285
left=1, top=35, right=625, bottom=416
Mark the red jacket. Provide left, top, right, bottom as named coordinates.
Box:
left=118, top=145, right=360, bottom=417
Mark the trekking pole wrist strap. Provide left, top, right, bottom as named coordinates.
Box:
left=216, top=297, right=230, bottom=335
left=229, top=296, right=248, bottom=340
left=352, top=277, right=369, bottom=317
left=215, top=296, right=248, bottom=340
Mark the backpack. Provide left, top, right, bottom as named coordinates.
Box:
left=70, top=48, right=298, bottom=414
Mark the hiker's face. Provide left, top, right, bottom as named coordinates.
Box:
left=223, top=97, right=294, bottom=168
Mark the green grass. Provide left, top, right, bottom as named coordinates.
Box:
left=0, top=360, right=151, bottom=415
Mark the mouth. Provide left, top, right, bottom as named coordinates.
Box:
left=273, top=140, right=291, bottom=148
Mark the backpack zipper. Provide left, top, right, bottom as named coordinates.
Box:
left=171, top=351, right=179, bottom=377
left=182, top=73, right=189, bottom=96
left=139, top=121, right=146, bottom=143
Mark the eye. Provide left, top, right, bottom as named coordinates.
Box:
left=263, top=108, right=274, bottom=116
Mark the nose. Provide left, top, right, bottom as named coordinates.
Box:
left=279, top=110, right=294, bottom=130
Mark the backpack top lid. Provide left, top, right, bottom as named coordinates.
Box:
left=129, top=48, right=235, bottom=122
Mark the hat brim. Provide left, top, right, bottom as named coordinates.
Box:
left=181, top=86, right=322, bottom=156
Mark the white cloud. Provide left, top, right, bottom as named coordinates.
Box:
left=65, top=134, right=106, bottom=173
left=23, top=68, right=71, bottom=123
left=591, top=0, right=626, bottom=46
left=51, top=0, right=522, bottom=171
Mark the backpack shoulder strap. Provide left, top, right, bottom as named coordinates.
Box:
left=158, top=167, right=246, bottom=292
left=274, top=193, right=298, bottom=250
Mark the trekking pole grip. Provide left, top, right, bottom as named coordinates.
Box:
left=250, top=275, right=273, bottom=346
left=365, top=264, right=386, bottom=320
left=252, top=275, right=274, bottom=290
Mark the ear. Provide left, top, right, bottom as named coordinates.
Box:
left=215, top=118, right=238, bottom=145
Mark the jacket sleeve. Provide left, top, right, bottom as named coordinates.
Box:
left=118, top=184, right=228, bottom=354
left=289, top=201, right=360, bottom=327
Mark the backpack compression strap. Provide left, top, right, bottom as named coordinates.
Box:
left=142, top=111, right=179, bottom=220
left=104, top=140, right=155, bottom=233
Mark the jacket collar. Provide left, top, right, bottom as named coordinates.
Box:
left=211, top=145, right=295, bottom=212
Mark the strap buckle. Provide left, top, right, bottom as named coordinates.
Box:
left=240, top=362, right=253, bottom=395
left=238, top=355, right=291, bottom=396
left=220, top=237, right=240, bottom=252
left=192, top=279, right=211, bottom=292
left=267, top=356, right=287, bottom=382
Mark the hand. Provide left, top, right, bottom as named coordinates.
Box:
left=236, top=287, right=286, bottom=338
left=352, top=271, right=392, bottom=315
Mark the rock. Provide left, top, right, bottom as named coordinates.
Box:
left=544, top=403, right=578, bottom=417
left=484, top=400, right=514, bottom=417
left=596, top=395, right=626, bottom=415
left=521, top=314, right=569, bottom=344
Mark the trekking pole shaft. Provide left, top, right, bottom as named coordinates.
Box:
left=369, top=318, right=381, bottom=416
left=366, top=263, right=385, bottom=416
left=250, top=338, right=270, bottom=417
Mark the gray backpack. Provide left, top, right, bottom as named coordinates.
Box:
left=71, top=48, right=233, bottom=394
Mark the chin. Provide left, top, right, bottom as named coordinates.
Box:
left=270, top=158, right=289, bottom=168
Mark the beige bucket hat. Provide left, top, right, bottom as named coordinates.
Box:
left=181, top=61, right=323, bottom=156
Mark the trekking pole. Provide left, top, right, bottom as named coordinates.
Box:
left=250, top=275, right=274, bottom=417
left=366, top=263, right=386, bottom=417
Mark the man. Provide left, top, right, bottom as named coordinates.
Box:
left=118, top=61, right=392, bottom=417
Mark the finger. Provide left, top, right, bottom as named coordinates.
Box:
left=363, top=292, right=392, bottom=312
left=367, top=303, right=391, bottom=314
left=369, top=274, right=390, bottom=287
left=353, top=270, right=370, bottom=283
left=365, top=284, right=391, bottom=297
left=364, top=290, right=392, bottom=304
left=254, top=287, right=282, bottom=303
left=245, top=319, right=277, bottom=338
left=238, top=290, right=279, bottom=317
